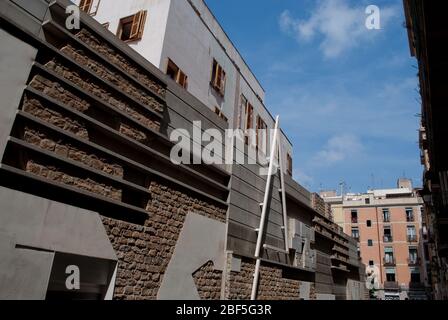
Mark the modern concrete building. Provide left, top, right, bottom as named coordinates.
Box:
left=73, top=0, right=294, bottom=174
left=404, top=0, right=448, bottom=300
left=0, top=0, right=365, bottom=300
left=322, top=179, right=430, bottom=300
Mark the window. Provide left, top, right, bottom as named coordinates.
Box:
left=256, top=116, right=268, bottom=154
left=408, top=247, right=418, bottom=264
left=407, top=226, right=417, bottom=242
left=78, top=0, right=101, bottom=15
left=365, top=198, right=370, bottom=204
left=382, top=208, right=390, bottom=222
left=166, top=59, right=188, bottom=89
left=211, top=59, right=226, bottom=96
left=351, top=210, right=358, bottom=223
left=410, top=267, right=420, bottom=283
left=286, top=153, right=293, bottom=177
left=117, top=11, right=147, bottom=42
left=351, top=227, right=360, bottom=240
left=385, top=268, right=396, bottom=282
left=369, top=260, right=374, bottom=266
left=367, top=239, right=373, bottom=246
left=366, top=220, right=372, bottom=227
left=384, top=227, right=392, bottom=242
left=245, top=102, right=254, bottom=145
left=406, top=208, right=414, bottom=222
left=384, top=247, right=394, bottom=264
left=214, top=106, right=228, bottom=122
left=237, top=95, right=248, bottom=130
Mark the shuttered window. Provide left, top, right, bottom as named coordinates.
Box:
left=166, top=59, right=188, bottom=89
left=211, top=59, right=226, bottom=96
left=79, top=0, right=93, bottom=13
left=118, top=11, right=147, bottom=42
left=256, top=116, right=267, bottom=153
left=79, top=0, right=100, bottom=16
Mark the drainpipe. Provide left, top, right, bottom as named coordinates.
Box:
left=251, top=116, right=280, bottom=300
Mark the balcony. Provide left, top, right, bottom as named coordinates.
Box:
left=383, top=235, right=393, bottom=242
left=383, top=216, right=390, bottom=223
left=383, top=256, right=396, bottom=266
left=408, top=257, right=421, bottom=265
left=351, top=217, right=358, bottom=224
left=408, top=235, right=418, bottom=242
left=406, top=215, right=415, bottom=222
left=384, top=281, right=400, bottom=290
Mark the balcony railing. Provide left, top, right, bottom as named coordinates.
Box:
left=383, top=216, right=390, bottom=223
left=408, top=257, right=420, bottom=265
left=384, top=281, right=399, bottom=290
left=351, top=217, right=358, bottom=224
left=383, top=256, right=396, bottom=266
left=407, top=235, right=418, bottom=242
left=406, top=215, right=415, bottom=222
left=383, top=235, right=393, bottom=242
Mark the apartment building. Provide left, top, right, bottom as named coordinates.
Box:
left=404, top=0, right=448, bottom=300
left=323, top=179, right=430, bottom=300
left=73, top=0, right=294, bottom=174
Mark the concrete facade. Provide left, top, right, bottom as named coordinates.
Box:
left=91, top=0, right=293, bottom=173
left=0, top=0, right=365, bottom=300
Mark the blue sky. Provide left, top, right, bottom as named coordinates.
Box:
left=205, top=0, right=422, bottom=194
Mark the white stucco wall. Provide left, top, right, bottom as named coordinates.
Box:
left=83, top=0, right=294, bottom=171
left=91, top=0, right=171, bottom=67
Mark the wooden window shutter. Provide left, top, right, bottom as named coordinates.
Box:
left=211, top=60, right=216, bottom=86
left=220, top=69, right=226, bottom=96
left=130, top=10, right=147, bottom=40
left=79, top=0, right=93, bottom=13
left=90, top=0, right=101, bottom=16
left=213, top=61, right=220, bottom=89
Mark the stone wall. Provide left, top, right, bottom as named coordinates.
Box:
left=75, top=29, right=166, bottom=97
left=227, top=257, right=302, bottom=300
left=23, top=126, right=124, bottom=178
left=25, top=159, right=122, bottom=200
left=60, top=43, right=164, bottom=114
left=101, top=181, right=227, bottom=300
left=193, top=261, right=222, bottom=300
left=23, top=95, right=89, bottom=139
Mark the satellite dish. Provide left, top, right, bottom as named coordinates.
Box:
left=365, top=265, right=380, bottom=290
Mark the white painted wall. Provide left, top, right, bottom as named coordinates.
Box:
left=92, top=0, right=172, bottom=67
left=87, top=0, right=294, bottom=172
left=161, top=0, right=237, bottom=124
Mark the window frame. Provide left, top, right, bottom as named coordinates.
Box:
left=117, top=10, right=147, bottom=42
left=256, top=115, right=268, bottom=154
left=351, top=210, right=358, bottom=223
left=286, top=153, right=293, bottom=177
left=79, top=0, right=101, bottom=16
left=382, top=208, right=390, bottom=222
left=211, top=59, right=226, bottom=96
left=166, top=58, right=188, bottom=89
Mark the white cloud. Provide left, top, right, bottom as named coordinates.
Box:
left=293, top=168, right=314, bottom=188
left=312, top=134, right=364, bottom=166
left=279, top=0, right=399, bottom=58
